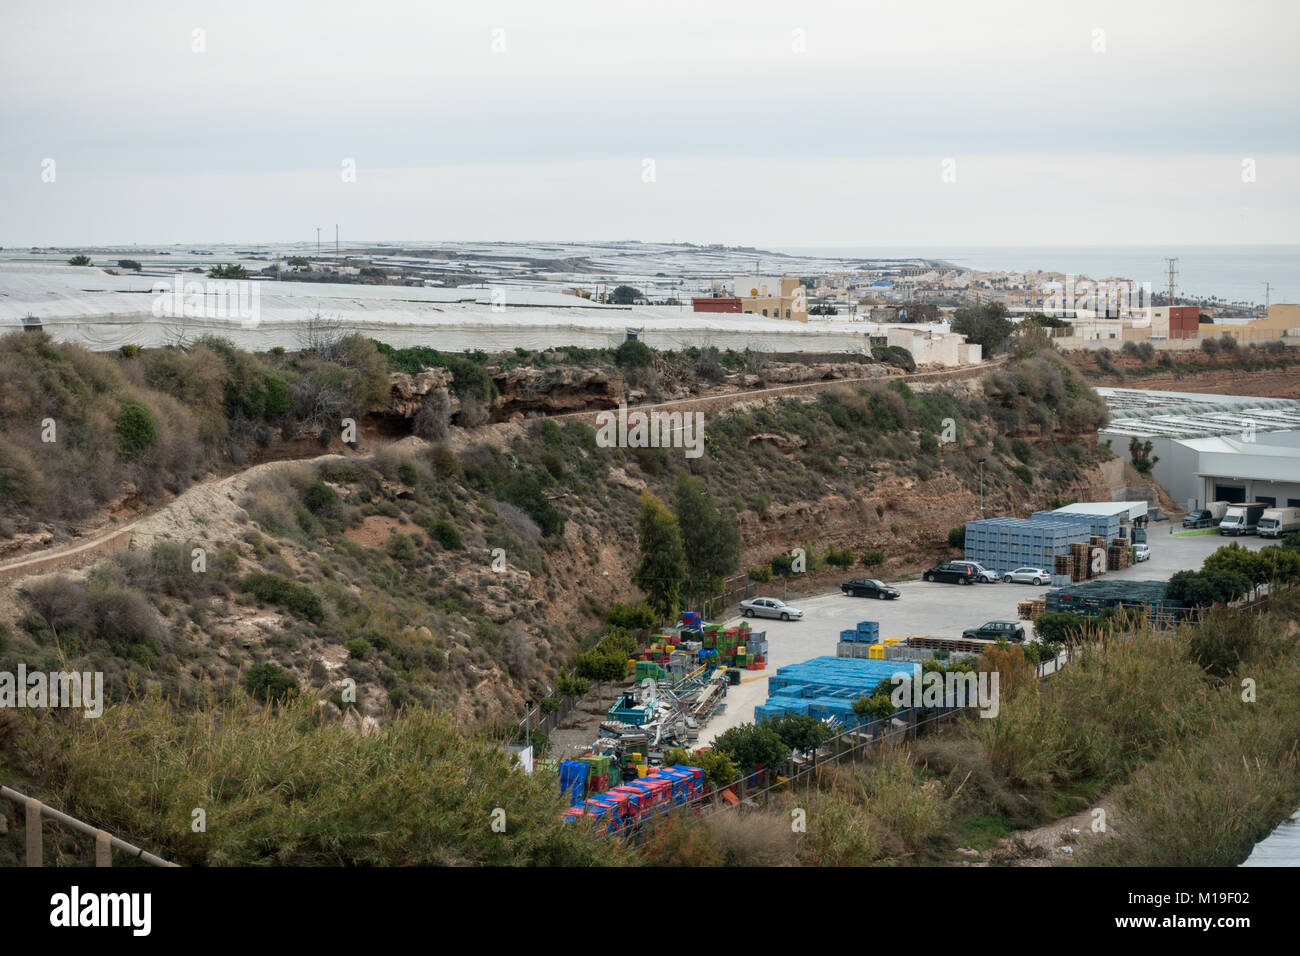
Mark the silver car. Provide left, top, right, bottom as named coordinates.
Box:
left=1002, top=567, right=1051, bottom=585
left=740, top=597, right=804, bottom=621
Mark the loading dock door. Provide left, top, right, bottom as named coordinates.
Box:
left=1215, top=485, right=1246, bottom=503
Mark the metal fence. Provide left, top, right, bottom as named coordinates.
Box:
left=1, top=784, right=175, bottom=868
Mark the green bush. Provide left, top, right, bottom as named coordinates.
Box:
left=115, top=401, right=158, bottom=459
left=614, top=339, right=655, bottom=369
left=385, top=533, right=421, bottom=564
left=119, top=344, right=141, bottom=358
left=345, top=637, right=373, bottom=661
left=1013, top=464, right=1034, bottom=485
left=304, top=480, right=341, bottom=514
left=398, top=461, right=419, bottom=486
left=861, top=550, right=885, bottom=567
left=824, top=547, right=856, bottom=568
left=747, top=566, right=772, bottom=583
left=947, top=526, right=966, bottom=548
left=241, top=572, right=324, bottom=621
left=430, top=520, right=463, bottom=550
left=1011, top=438, right=1033, bottom=463
left=606, top=602, right=655, bottom=630
left=242, top=663, right=299, bottom=704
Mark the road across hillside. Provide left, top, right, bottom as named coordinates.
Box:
left=0, top=360, right=1002, bottom=583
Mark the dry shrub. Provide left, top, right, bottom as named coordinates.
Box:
left=371, top=445, right=403, bottom=480
left=20, top=574, right=95, bottom=634
left=494, top=500, right=541, bottom=548
left=799, top=788, right=891, bottom=865
left=911, top=735, right=1045, bottom=828
left=975, top=643, right=1036, bottom=703
left=241, top=462, right=315, bottom=531
left=456, top=394, right=492, bottom=428
left=707, top=806, right=799, bottom=866
left=856, top=750, right=952, bottom=854
left=413, top=391, right=451, bottom=441
left=638, top=813, right=724, bottom=866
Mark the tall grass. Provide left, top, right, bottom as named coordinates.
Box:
left=7, top=691, right=624, bottom=866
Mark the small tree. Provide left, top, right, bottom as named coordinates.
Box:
left=765, top=713, right=835, bottom=756
left=632, top=492, right=686, bottom=622
left=713, top=723, right=791, bottom=775
left=852, top=694, right=897, bottom=720
left=67, top=254, right=92, bottom=266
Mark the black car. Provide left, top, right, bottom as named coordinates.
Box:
left=841, top=578, right=900, bottom=599
left=922, top=562, right=977, bottom=585
left=962, top=621, right=1027, bottom=642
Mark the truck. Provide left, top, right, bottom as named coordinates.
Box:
left=1219, top=502, right=1267, bottom=536
left=1183, top=501, right=1230, bottom=529
left=1257, top=507, right=1300, bottom=539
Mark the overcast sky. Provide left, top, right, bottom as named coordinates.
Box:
left=2, top=0, right=1297, bottom=247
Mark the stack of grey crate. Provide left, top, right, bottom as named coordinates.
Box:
left=964, top=517, right=1092, bottom=576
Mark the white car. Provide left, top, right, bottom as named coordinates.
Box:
left=1002, top=567, right=1051, bottom=585
left=739, top=597, right=804, bottom=621
left=1134, top=543, right=1151, bottom=562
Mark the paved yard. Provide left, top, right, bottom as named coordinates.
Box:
left=701, top=527, right=1271, bottom=742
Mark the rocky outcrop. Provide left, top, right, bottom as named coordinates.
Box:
left=491, top=365, right=624, bottom=416
left=760, top=363, right=892, bottom=385
left=387, top=369, right=459, bottom=418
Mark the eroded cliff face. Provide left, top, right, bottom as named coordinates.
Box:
left=490, top=365, right=623, bottom=416
left=380, top=359, right=903, bottom=428
left=383, top=364, right=623, bottom=423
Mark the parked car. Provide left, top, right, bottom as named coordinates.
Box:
left=1002, top=567, right=1051, bottom=585
left=953, top=560, right=999, bottom=583
left=1182, top=509, right=1215, bottom=529
left=739, top=597, right=804, bottom=621
left=922, top=562, right=978, bottom=585
left=841, top=578, right=900, bottom=599
left=1134, top=543, right=1151, bottom=562
left=961, top=621, right=1027, bottom=642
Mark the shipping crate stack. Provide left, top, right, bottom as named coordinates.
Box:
left=1106, top=538, right=1133, bottom=571
left=1067, top=541, right=1093, bottom=581
left=696, top=621, right=764, bottom=670
left=759, top=656, right=922, bottom=727
left=1017, top=597, right=1047, bottom=621
left=837, top=620, right=880, bottom=659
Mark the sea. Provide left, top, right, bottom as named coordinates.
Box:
left=775, top=245, right=1300, bottom=308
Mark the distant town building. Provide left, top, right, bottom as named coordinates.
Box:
left=733, top=275, right=808, bottom=322
left=691, top=296, right=742, bottom=313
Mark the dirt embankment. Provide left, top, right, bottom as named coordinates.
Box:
left=1067, top=350, right=1300, bottom=399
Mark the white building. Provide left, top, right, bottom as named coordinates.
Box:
left=1098, top=388, right=1300, bottom=510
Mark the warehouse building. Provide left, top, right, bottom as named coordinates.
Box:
left=1098, top=388, right=1300, bottom=510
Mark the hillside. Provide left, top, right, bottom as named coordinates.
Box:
left=0, top=334, right=1110, bottom=731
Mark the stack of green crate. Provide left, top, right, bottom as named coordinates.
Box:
left=609, top=763, right=622, bottom=787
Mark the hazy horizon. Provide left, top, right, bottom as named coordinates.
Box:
left=3, top=0, right=1297, bottom=246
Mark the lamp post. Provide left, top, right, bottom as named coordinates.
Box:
left=977, top=458, right=986, bottom=519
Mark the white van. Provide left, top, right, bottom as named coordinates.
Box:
left=1258, top=507, right=1300, bottom=539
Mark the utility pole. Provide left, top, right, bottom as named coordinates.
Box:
left=1165, top=257, right=1178, bottom=307
left=1265, top=282, right=1271, bottom=312
left=335, top=224, right=339, bottom=257
left=316, top=228, right=321, bottom=258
